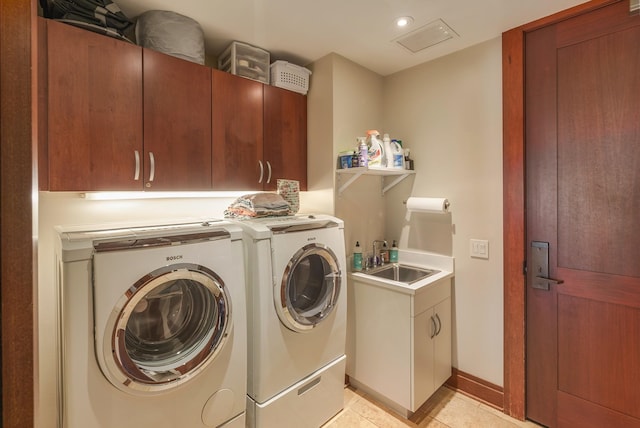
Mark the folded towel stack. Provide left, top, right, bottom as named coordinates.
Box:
left=224, top=193, right=291, bottom=219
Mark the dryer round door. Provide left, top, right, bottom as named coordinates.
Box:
left=275, top=243, right=342, bottom=332
left=103, top=263, right=231, bottom=393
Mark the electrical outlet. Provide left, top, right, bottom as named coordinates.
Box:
left=470, top=239, right=489, bottom=259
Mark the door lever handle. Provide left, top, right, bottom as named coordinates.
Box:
left=534, top=276, right=564, bottom=290
left=531, top=241, right=563, bottom=291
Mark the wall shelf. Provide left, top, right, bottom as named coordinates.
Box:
left=336, top=167, right=415, bottom=195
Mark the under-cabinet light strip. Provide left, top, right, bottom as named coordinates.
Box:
left=80, top=191, right=252, bottom=200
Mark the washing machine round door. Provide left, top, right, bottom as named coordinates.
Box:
left=104, top=263, right=231, bottom=393
left=275, top=243, right=342, bottom=332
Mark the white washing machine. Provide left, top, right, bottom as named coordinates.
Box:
left=235, top=214, right=347, bottom=428
left=55, top=220, right=247, bottom=428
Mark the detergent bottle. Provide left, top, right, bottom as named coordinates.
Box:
left=366, top=130, right=384, bottom=167
left=391, top=139, right=405, bottom=169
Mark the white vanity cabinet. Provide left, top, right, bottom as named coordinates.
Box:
left=347, top=274, right=452, bottom=416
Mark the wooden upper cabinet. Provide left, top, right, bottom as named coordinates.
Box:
left=263, top=85, right=308, bottom=191
left=40, top=18, right=307, bottom=192
left=211, top=69, right=264, bottom=190
left=143, top=49, right=212, bottom=190
left=44, top=19, right=143, bottom=191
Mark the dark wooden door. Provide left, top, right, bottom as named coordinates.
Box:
left=263, top=85, right=307, bottom=191
left=211, top=69, right=263, bottom=190
left=525, top=2, right=640, bottom=427
left=45, top=19, right=143, bottom=191
left=143, top=49, right=212, bottom=190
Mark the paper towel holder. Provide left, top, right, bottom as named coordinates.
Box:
left=402, top=199, right=451, bottom=210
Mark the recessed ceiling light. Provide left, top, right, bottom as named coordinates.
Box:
left=395, top=16, right=414, bottom=28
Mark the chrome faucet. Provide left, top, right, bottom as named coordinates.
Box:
left=372, top=240, right=387, bottom=268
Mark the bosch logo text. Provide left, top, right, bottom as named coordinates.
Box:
left=166, top=255, right=183, bottom=261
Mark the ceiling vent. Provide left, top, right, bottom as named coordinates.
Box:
left=394, top=19, right=458, bottom=53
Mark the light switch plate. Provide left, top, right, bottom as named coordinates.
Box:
left=470, top=239, right=489, bottom=259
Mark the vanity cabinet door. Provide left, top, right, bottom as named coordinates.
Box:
left=211, top=69, right=264, bottom=190
left=413, top=296, right=451, bottom=410
left=413, top=309, right=436, bottom=409
left=143, top=49, right=212, bottom=190
left=44, top=19, right=143, bottom=191
left=432, top=297, right=452, bottom=388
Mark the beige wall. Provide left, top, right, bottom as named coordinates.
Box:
left=308, top=38, right=505, bottom=387
left=303, top=54, right=335, bottom=215
left=306, top=53, right=387, bottom=255
left=385, top=37, right=504, bottom=386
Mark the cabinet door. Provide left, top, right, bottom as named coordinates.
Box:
left=413, top=309, right=436, bottom=410
left=211, top=70, right=263, bottom=190
left=45, top=20, right=143, bottom=191
left=433, top=297, right=452, bottom=389
left=143, top=49, right=212, bottom=190
left=263, top=85, right=307, bottom=191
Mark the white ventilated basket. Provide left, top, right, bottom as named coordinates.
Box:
left=270, top=61, right=312, bottom=95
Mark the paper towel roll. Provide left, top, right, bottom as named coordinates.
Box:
left=405, top=197, right=450, bottom=214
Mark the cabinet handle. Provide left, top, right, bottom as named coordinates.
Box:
left=430, top=316, right=437, bottom=339
left=258, top=160, right=264, bottom=184
left=148, top=152, right=155, bottom=182
left=134, top=150, right=140, bottom=181
left=435, top=313, right=442, bottom=336
left=266, top=161, right=272, bottom=184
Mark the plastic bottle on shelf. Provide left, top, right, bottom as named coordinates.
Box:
left=353, top=241, right=363, bottom=271
left=404, top=148, right=414, bottom=170
left=391, top=139, right=404, bottom=169
left=357, top=137, right=368, bottom=168
left=382, top=133, right=393, bottom=168
left=366, top=130, right=384, bottom=167
left=390, top=240, right=399, bottom=262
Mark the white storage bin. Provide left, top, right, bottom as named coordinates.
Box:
left=218, top=41, right=270, bottom=84
left=270, top=61, right=312, bottom=95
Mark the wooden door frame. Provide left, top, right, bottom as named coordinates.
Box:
left=1, top=0, right=38, bottom=426
left=502, top=0, right=621, bottom=420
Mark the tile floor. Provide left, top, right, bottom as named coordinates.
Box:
left=323, top=385, right=542, bottom=428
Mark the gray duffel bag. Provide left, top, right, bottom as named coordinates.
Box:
left=135, top=10, right=205, bottom=64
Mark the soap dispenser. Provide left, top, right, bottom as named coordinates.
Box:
left=353, top=241, right=363, bottom=271
left=381, top=241, right=390, bottom=264
left=390, top=240, right=399, bottom=263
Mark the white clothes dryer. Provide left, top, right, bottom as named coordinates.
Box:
left=56, top=220, right=247, bottom=428
left=235, top=214, right=347, bottom=428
